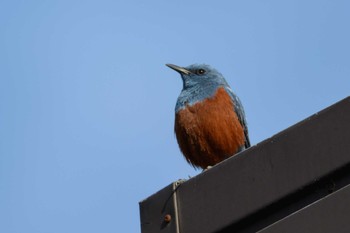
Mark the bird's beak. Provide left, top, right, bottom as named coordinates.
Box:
left=166, top=64, right=191, bottom=75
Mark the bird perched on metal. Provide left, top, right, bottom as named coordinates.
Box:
left=166, top=63, right=250, bottom=169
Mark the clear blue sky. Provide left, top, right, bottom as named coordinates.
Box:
left=1, top=1, right=349, bottom=232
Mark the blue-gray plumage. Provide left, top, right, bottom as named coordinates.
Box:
left=167, top=63, right=250, bottom=169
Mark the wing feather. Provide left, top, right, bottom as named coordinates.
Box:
left=224, top=87, right=251, bottom=148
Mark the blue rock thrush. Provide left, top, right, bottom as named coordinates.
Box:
left=166, top=63, right=250, bottom=169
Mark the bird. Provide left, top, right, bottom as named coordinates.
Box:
left=166, top=63, right=250, bottom=169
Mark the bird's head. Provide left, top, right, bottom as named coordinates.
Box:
left=166, top=63, right=228, bottom=90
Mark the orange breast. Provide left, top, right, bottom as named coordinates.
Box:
left=175, top=87, right=245, bottom=169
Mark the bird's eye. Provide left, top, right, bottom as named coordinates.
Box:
left=196, top=69, right=206, bottom=75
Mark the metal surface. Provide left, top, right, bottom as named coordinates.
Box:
left=139, top=181, right=182, bottom=233
left=139, top=97, right=350, bottom=233
left=258, top=184, right=350, bottom=233
left=218, top=160, right=350, bottom=233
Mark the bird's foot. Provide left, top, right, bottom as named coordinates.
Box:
left=202, top=165, right=213, bottom=172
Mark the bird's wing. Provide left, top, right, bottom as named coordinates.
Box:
left=224, top=87, right=251, bottom=148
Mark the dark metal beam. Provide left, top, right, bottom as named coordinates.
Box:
left=139, top=182, right=182, bottom=233
left=258, top=184, right=350, bottom=233
left=140, top=97, right=350, bottom=233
